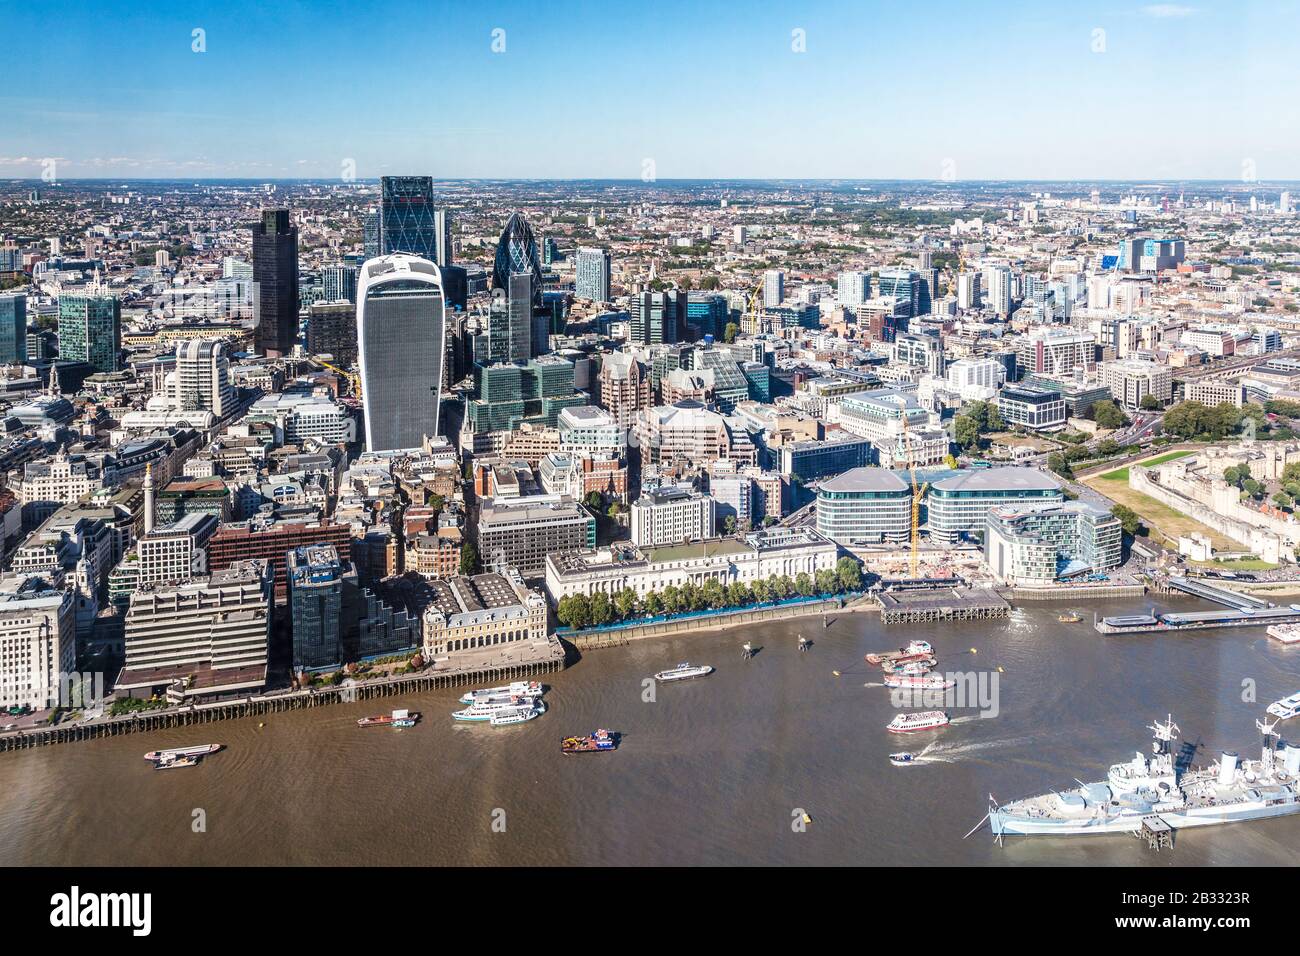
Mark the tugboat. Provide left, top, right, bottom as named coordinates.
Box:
left=886, top=711, right=950, bottom=733
left=889, top=752, right=917, bottom=766
left=357, top=709, right=420, bottom=728
left=562, top=728, right=618, bottom=754
left=653, top=663, right=714, bottom=682
left=983, top=715, right=1300, bottom=837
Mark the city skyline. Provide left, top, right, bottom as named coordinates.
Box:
left=5, top=1, right=1298, bottom=181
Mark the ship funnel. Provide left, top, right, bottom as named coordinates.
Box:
left=1218, top=751, right=1239, bottom=786
left=1284, top=746, right=1300, bottom=777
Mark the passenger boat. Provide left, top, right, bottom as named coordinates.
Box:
left=880, top=657, right=936, bottom=675
left=865, top=640, right=934, bottom=665
left=561, top=729, right=618, bottom=754
left=653, top=663, right=714, bottom=682
left=883, top=673, right=955, bottom=690
left=1267, top=692, right=1300, bottom=720
left=1058, top=611, right=1082, bottom=623
left=889, top=752, right=917, bottom=766
left=458, top=681, right=544, bottom=705
left=143, top=744, right=223, bottom=762
left=357, top=709, right=420, bottom=728
left=453, top=697, right=541, bottom=723
left=488, top=701, right=545, bottom=726
left=886, top=711, right=950, bottom=733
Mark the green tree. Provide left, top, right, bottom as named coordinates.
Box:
left=794, top=572, right=814, bottom=597
left=722, top=321, right=739, bottom=343
left=1091, top=400, right=1128, bottom=430
left=643, top=591, right=663, bottom=617
left=815, top=568, right=838, bottom=595
left=583, top=491, right=604, bottom=511
left=836, top=556, right=862, bottom=592
left=614, top=588, right=638, bottom=620
left=722, top=514, right=737, bottom=534
left=1224, top=466, right=1242, bottom=487
left=459, top=542, right=478, bottom=575
left=1274, top=492, right=1294, bottom=512
left=1139, top=394, right=1162, bottom=411
left=1047, top=453, right=1073, bottom=479
left=953, top=415, right=981, bottom=450
left=1111, top=504, right=1141, bottom=536
left=590, top=591, right=614, bottom=626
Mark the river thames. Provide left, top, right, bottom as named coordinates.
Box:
left=1, top=598, right=1297, bottom=866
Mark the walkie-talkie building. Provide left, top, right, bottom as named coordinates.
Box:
left=356, top=254, right=446, bottom=452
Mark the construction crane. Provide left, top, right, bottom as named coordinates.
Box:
left=742, top=278, right=766, bottom=337
left=900, top=410, right=929, bottom=578
left=311, top=355, right=361, bottom=399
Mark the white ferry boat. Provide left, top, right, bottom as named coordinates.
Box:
left=1267, top=692, right=1300, bottom=720
left=887, top=711, right=950, bottom=733
left=985, top=716, right=1300, bottom=837
left=653, top=663, right=714, bottom=682
left=883, top=673, right=955, bottom=690
left=458, top=681, right=545, bottom=705
left=452, top=697, right=540, bottom=722
left=489, top=701, right=546, bottom=726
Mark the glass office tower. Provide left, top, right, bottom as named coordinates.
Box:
left=58, top=293, right=120, bottom=372
left=0, top=292, right=27, bottom=365
left=356, top=254, right=446, bottom=452
left=251, top=208, right=299, bottom=356
left=380, top=176, right=438, bottom=259
left=491, top=211, right=543, bottom=308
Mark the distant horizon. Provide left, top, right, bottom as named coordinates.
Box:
left=6, top=177, right=1300, bottom=187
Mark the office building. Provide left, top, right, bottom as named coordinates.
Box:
left=575, top=247, right=611, bottom=302
left=1098, top=359, right=1173, bottom=410
left=306, top=300, right=358, bottom=367
left=631, top=488, right=716, bottom=547
left=0, top=583, right=76, bottom=710
left=763, top=270, right=784, bottom=307
left=356, top=254, right=446, bottom=452
left=172, top=339, right=235, bottom=418
left=58, top=294, right=121, bottom=373
left=877, top=269, right=922, bottom=317
left=321, top=263, right=358, bottom=303
left=418, top=571, right=547, bottom=660
left=474, top=497, right=596, bottom=577
left=837, top=271, right=871, bottom=308
left=628, top=290, right=684, bottom=346
left=287, top=544, right=358, bottom=672
left=0, top=292, right=26, bottom=365
left=207, top=519, right=352, bottom=600
left=995, top=385, right=1067, bottom=431
left=597, top=352, right=652, bottom=429
left=492, top=211, right=543, bottom=309
left=815, top=467, right=912, bottom=545
left=118, top=560, right=272, bottom=700
left=251, top=208, right=299, bottom=356
left=778, top=433, right=875, bottom=483
left=927, top=467, right=1064, bottom=544
left=380, top=175, right=439, bottom=259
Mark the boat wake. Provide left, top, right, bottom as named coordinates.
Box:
left=920, top=734, right=1037, bottom=762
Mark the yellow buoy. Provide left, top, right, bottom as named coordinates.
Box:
left=832, top=670, right=841, bottom=677
left=801, top=813, right=812, bottom=825
left=997, top=666, right=1004, bottom=673
left=969, top=648, right=978, bottom=654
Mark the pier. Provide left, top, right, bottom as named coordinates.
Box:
left=1162, top=576, right=1270, bottom=610
left=876, top=586, right=1010, bottom=625
left=1096, top=607, right=1300, bottom=635
left=0, top=639, right=565, bottom=753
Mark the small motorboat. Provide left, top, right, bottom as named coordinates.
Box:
left=889, top=752, right=917, bottom=766
left=1058, top=611, right=1082, bottom=623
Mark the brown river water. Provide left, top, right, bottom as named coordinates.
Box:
left=1, top=598, right=1297, bottom=865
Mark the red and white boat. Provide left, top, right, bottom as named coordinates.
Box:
left=886, top=710, right=950, bottom=733
left=865, top=640, right=933, bottom=665
left=883, top=674, right=955, bottom=690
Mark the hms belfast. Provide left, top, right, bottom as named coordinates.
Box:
left=982, top=716, right=1300, bottom=838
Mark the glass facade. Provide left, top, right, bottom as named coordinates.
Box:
left=58, top=294, right=120, bottom=373
left=0, top=292, right=26, bottom=365
left=251, top=208, right=299, bottom=356
left=492, top=211, right=543, bottom=309
left=357, top=258, right=446, bottom=452
left=380, top=176, right=438, bottom=259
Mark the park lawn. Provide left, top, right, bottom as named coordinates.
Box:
left=1189, top=558, right=1280, bottom=572
left=1098, top=449, right=1195, bottom=482
left=1083, top=474, right=1239, bottom=551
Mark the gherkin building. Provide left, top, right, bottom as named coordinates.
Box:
left=492, top=211, right=543, bottom=308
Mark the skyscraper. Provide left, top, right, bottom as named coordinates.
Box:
left=575, top=247, right=611, bottom=302
left=507, top=272, right=534, bottom=362
left=836, top=271, right=870, bottom=308
left=628, top=290, right=684, bottom=346
left=322, top=263, right=358, bottom=303
left=380, top=176, right=438, bottom=259
left=58, top=294, right=120, bottom=372
left=0, top=292, right=26, bottom=365
left=251, top=208, right=299, bottom=356
left=174, top=339, right=235, bottom=417
left=492, top=211, right=543, bottom=309
left=763, top=270, right=784, bottom=307
left=363, top=208, right=380, bottom=259
left=433, top=208, right=453, bottom=267
left=877, top=269, right=922, bottom=318
left=356, top=254, right=446, bottom=452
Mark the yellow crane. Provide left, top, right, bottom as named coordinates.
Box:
left=900, top=411, right=928, bottom=578
left=311, top=355, right=361, bottom=399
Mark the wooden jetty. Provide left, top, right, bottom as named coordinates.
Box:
left=876, top=586, right=1010, bottom=625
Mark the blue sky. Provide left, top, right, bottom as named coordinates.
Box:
left=3, top=1, right=1298, bottom=180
